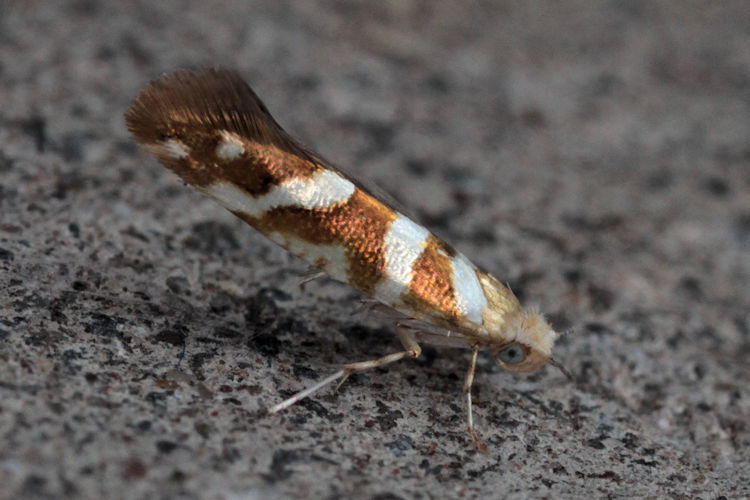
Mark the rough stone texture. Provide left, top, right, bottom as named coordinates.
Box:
left=1, top=2, right=748, bottom=499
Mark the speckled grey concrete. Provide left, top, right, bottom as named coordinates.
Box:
left=1, top=2, right=748, bottom=499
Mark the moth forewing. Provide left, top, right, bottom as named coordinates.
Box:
left=126, top=68, right=563, bottom=450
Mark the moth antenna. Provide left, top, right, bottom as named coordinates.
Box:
left=548, top=357, right=573, bottom=381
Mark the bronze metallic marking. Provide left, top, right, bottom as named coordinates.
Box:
left=235, top=187, right=397, bottom=295
left=403, top=235, right=462, bottom=324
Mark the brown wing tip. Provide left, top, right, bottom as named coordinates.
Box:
left=127, top=68, right=217, bottom=142
left=125, top=68, right=282, bottom=147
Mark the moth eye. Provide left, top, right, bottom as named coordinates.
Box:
left=498, top=344, right=525, bottom=365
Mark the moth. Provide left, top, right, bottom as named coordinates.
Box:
left=126, top=68, right=567, bottom=450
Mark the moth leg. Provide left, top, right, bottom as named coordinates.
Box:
left=298, top=267, right=327, bottom=287
left=465, top=345, right=489, bottom=455
left=268, top=369, right=348, bottom=414
left=336, top=324, right=421, bottom=389
left=268, top=325, right=421, bottom=414
left=350, top=298, right=396, bottom=318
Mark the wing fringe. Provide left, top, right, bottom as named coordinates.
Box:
left=125, top=68, right=313, bottom=161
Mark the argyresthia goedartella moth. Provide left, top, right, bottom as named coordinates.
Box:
left=126, top=68, right=567, bottom=450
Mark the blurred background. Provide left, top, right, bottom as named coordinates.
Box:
left=1, top=2, right=748, bottom=498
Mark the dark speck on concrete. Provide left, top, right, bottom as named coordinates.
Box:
left=250, top=333, right=282, bottom=358
left=183, top=221, right=240, bottom=255
left=68, top=222, right=80, bottom=238
left=136, top=420, right=152, bottom=432
left=735, top=213, right=750, bottom=246
left=71, top=280, right=87, bottom=291
left=208, top=291, right=234, bottom=313
left=371, top=494, right=406, bottom=500
left=244, top=288, right=289, bottom=327
left=292, top=364, right=319, bottom=380
left=189, top=352, right=215, bottom=380
left=21, top=475, right=48, bottom=497
left=21, top=115, right=47, bottom=152
left=703, top=176, right=730, bottom=197
left=266, top=450, right=299, bottom=483
left=154, top=328, right=186, bottom=346
left=212, top=326, right=242, bottom=339
left=374, top=400, right=403, bottom=432
left=299, top=398, right=329, bottom=418
left=586, top=438, right=606, bottom=450
left=145, top=392, right=167, bottom=409
left=121, top=458, right=148, bottom=481
left=0, top=248, right=14, bottom=261
left=194, top=422, right=211, bottom=439
left=165, top=276, right=191, bottom=296
left=385, top=434, right=414, bottom=457
left=156, top=440, right=179, bottom=454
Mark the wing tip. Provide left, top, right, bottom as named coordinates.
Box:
left=125, top=67, right=275, bottom=145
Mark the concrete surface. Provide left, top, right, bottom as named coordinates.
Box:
left=1, top=1, right=748, bottom=498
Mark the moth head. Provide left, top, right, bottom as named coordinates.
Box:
left=491, top=309, right=566, bottom=375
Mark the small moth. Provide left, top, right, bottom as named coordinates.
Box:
left=126, top=68, right=567, bottom=450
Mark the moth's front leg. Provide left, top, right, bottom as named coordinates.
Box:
left=465, top=345, right=489, bottom=454
left=269, top=323, right=421, bottom=413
